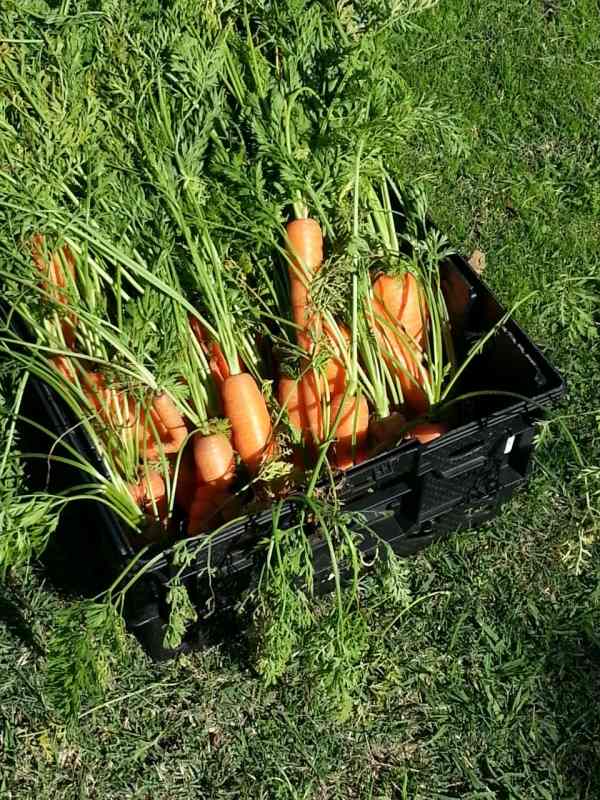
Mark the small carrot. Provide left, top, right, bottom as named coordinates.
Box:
left=128, top=470, right=167, bottom=520
left=286, top=218, right=324, bottom=327
left=330, top=393, right=369, bottom=469
left=192, top=431, right=235, bottom=487
left=221, top=373, right=272, bottom=474
left=31, top=234, right=76, bottom=301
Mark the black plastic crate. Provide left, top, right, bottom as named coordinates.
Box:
left=13, top=253, right=565, bottom=660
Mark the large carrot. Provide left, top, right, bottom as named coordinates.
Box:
left=286, top=218, right=324, bottom=327
left=373, top=272, right=427, bottom=345
left=330, top=393, right=369, bottom=469
left=221, top=373, right=272, bottom=474
left=192, top=431, right=235, bottom=487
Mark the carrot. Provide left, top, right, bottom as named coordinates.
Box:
left=373, top=272, right=427, bottom=345
left=174, top=446, right=197, bottom=513
left=408, top=421, right=448, bottom=444
left=367, top=295, right=429, bottom=415
left=278, top=376, right=307, bottom=436
left=81, top=370, right=109, bottom=411
left=190, top=315, right=238, bottom=388
left=385, top=335, right=429, bottom=415
left=221, top=372, right=272, bottom=474
left=192, top=432, right=235, bottom=487
left=145, top=393, right=188, bottom=457
left=128, top=470, right=167, bottom=520
left=330, top=393, right=369, bottom=469
left=50, top=354, right=77, bottom=383
left=323, top=320, right=350, bottom=394
left=296, top=314, right=349, bottom=401
left=32, top=235, right=78, bottom=347
left=31, top=234, right=76, bottom=300
left=296, top=325, right=318, bottom=354
left=187, top=483, right=227, bottom=535
left=369, top=411, right=407, bottom=445
left=300, top=368, right=324, bottom=444
left=286, top=218, right=324, bottom=327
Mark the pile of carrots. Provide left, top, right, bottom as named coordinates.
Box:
left=279, top=216, right=446, bottom=467
left=28, top=208, right=448, bottom=541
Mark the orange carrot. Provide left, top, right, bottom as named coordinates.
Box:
left=367, top=295, right=429, bottom=415
left=50, top=354, right=77, bottom=383
left=128, top=470, right=167, bottom=520
left=323, top=320, right=350, bottom=394
left=192, top=432, right=235, bottom=487
left=222, top=373, right=272, bottom=474
left=408, top=421, right=448, bottom=444
left=145, top=393, right=187, bottom=457
left=187, top=483, right=227, bottom=535
left=278, top=376, right=307, bottom=436
left=330, top=393, right=369, bottom=469
left=300, top=369, right=325, bottom=444
left=296, top=325, right=318, bottom=354
left=174, top=446, right=197, bottom=513
left=286, top=218, right=324, bottom=327
left=384, top=334, right=429, bottom=415
left=31, top=234, right=76, bottom=301
left=32, top=235, right=78, bottom=346
left=296, top=317, right=348, bottom=395
left=189, top=315, right=239, bottom=388
left=81, top=370, right=109, bottom=411
left=373, top=272, right=427, bottom=345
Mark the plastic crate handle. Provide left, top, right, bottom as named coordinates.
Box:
left=436, top=439, right=488, bottom=480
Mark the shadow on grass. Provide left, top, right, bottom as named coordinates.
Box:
left=0, top=582, right=44, bottom=655
left=545, top=623, right=600, bottom=795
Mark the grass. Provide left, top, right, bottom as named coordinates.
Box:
left=1, top=0, right=600, bottom=797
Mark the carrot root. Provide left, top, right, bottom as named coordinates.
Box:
left=222, top=373, right=272, bottom=474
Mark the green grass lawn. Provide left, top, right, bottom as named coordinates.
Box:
left=1, top=1, right=600, bottom=797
